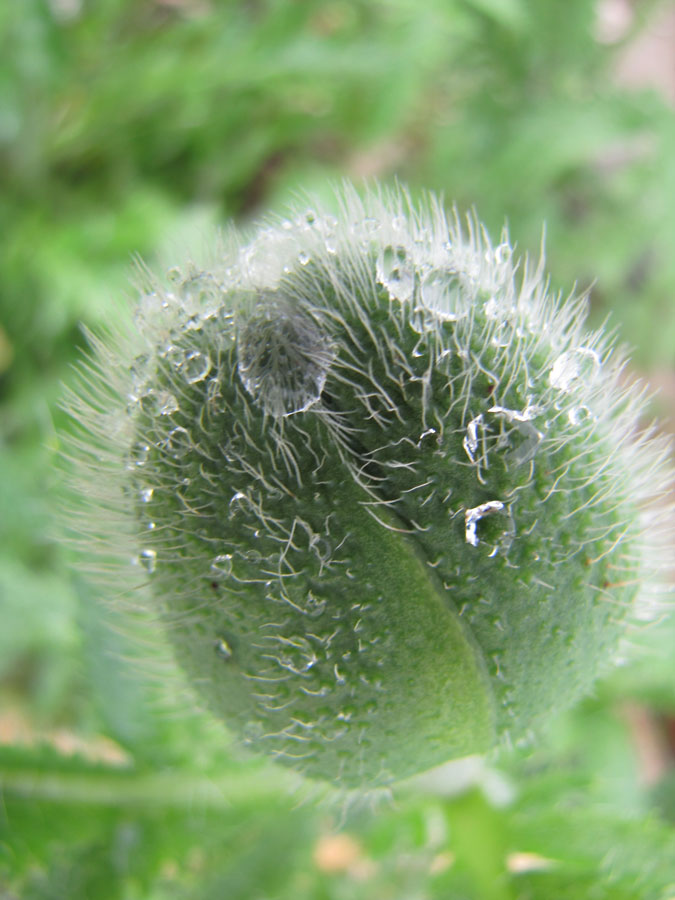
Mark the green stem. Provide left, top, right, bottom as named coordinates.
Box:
left=0, top=764, right=308, bottom=809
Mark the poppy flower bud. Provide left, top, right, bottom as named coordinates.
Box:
left=66, top=184, right=673, bottom=787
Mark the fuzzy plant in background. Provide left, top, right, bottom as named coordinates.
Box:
left=64, top=183, right=673, bottom=789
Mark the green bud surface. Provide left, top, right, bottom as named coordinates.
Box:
left=66, top=185, right=673, bottom=787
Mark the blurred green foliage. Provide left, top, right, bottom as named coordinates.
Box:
left=1, top=0, right=674, bottom=897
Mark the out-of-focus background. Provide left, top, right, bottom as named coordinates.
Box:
left=1, top=1, right=675, bottom=898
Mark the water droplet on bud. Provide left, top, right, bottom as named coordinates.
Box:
left=237, top=297, right=333, bottom=417
left=139, top=548, right=157, bottom=573
left=376, top=245, right=414, bottom=302
left=465, top=501, right=515, bottom=556
left=128, top=442, right=150, bottom=468
left=163, top=426, right=191, bottom=457
left=214, top=637, right=233, bottom=660
left=353, top=216, right=380, bottom=239
left=184, top=351, right=211, bottom=384
left=568, top=405, right=593, bottom=425
left=549, top=347, right=601, bottom=392
left=488, top=405, right=544, bottom=466
left=494, top=242, right=512, bottom=266
left=211, top=554, right=233, bottom=577
left=463, top=414, right=485, bottom=466
left=418, top=267, right=463, bottom=321
left=139, top=390, right=178, bottom=416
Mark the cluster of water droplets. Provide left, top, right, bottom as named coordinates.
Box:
left=369, top=221, right=525, bottom=349
left=127, top=267, right=229, bottom=427
left=459, top=381, right=562, bottom=554
left=453, top=250, right=558, bottom=558
left=124, top=265, right=239, bottom=583
left=166, top=265, right=226, bottom=324
left=133, top=290, right=171, bottom=333
left=238, top=209, right=345, bottom=289
left=458, top=344, right=604, bottom=556
left=132, top=266, right=222, bottom=347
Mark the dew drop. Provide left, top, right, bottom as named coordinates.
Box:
left=301, top=651, right=318, bottom=672
left=228, top=491, right=248, bottom=518
left=164, top=345, right=186, bottom=368
left=139, top=390, right=178, bottom=416
left=186, top=313, right=204, bottom=332
left=159, top=392, right=179, bottom=415
left=568, top=405, right=593, bottom=425
left=483, top=296, right=517, bottom=347
left=549, top=353, right=578, bottom=391
left=484, top=296, right=500, bottom=319
left=298, top=250, right=311, bottom=266
left=305, top=591, right=327, bottom=618
left=139, top=548, right=157, bottom=573
left=211, top=554, right=233, bottom=577
left=164, top=425, right=191, bottom=456
left=136, top=292, right=167, bottom=324
left=237, top=297, right=334, bottom=417
left=465, top=501, right=515, bottom=556
left=140, top=487, right=154, bottom=503
left=167, top=266, right=182, bottom=283
left=494, top=242, right=512, bottom=266
left=411, top=337, right=427, bottom=358
left=242, top=720, right=265, bottom=744
left=137, top=391, right=155, bottom=414
left=130, top=354, right=151, bottom=392
left=418, top=268, right=463, bottom=320
left=181, top=271, right=219, bottom=309
left=488, top=405, right=544, bottom=466
left=463, top=414, right=485, bottom=465
left=549, top=347, right=601, bottom=392
left=166, top=347, right=185, bottom=369
left=353, top=216, right=380, bottom=239
left=376, top=244, right=414, bottom=302
left=214, top=637, right=233, bottom=661
left=240, top=548, right=262, bottom=565
left=128, top=442, right=150, bottom=467
left=184, top=350, right=212, bottom=384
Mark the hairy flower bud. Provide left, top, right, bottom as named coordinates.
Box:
left=65, top=184, right=673, bottom=787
